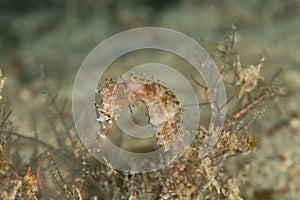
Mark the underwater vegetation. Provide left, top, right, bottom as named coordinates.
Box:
left=0, top=25, right=287, bottom=199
